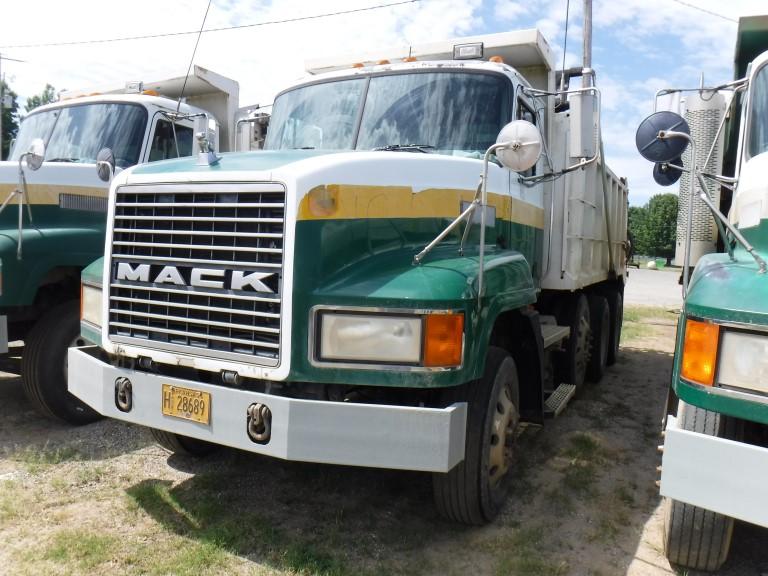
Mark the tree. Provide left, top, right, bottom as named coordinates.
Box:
left=25, top=84, right=57, bottom=113
left=0, top=79, right=19, bottom=160
left=645, top=193, right=678, bottom=265
left=628, top=205, right=649, bottom=257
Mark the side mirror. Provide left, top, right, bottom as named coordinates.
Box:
left=494, top=120, right=542, bottom=172
left=636, top=111, right=690, bottom=162
left=96, top=147, right=115, bottom=182
left=653, top=157, right=683, bottom=186
left=25, top=138, right=45, bottom=171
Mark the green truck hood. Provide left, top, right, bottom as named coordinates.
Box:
left=129, top=150, right=343, bottom=176
left=685, top=251, right=768, bottom=324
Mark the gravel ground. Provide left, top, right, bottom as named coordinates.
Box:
left=624, top=268, right=683, bottom=309
left=0, top=308, right=766, bottom=575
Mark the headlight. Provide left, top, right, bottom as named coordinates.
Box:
left=718, top=330, right=768, bottom=394
left=81, top=283, right=103, bottom=328
left=316, top=311, right=464, bottom=367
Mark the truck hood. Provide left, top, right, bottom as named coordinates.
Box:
left=686, top=252, right=768, bottom=325
left=127, top=149, right=342, bottom=178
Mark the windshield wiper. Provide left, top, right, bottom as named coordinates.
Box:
left=373, top=144, right=434, bottom=153
left=47, top=157, right=80, bottom=163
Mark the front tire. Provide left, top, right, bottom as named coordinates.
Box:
left=663, top=402, right=736, bottom=571
left=150, top=428, right=220, bottom=457
left=21, top=300, right=101, bottom=425
left=432, top=346, right=520, bottom=524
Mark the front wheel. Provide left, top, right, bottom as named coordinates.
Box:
left=663, top=402, right=736, bottom=571
left=432, top=346, right=520, bottom=524
left=21, top=300, right=101, bottom=425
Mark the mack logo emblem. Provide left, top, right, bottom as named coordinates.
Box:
left=115, top=263, right=278, bottom=293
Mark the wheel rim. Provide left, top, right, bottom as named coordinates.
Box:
left=488, top=381, right=518, bottom=488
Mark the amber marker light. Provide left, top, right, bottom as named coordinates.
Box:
left=424, top=313, right=464, bottom=367
left=489, top=55, right=505, bottom=64
left=681, top=318, right=720, bottom=386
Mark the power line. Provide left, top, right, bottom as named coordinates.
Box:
left=669, top=0, right=737, bottom=23
left=0, top=0, right=422, bottom=50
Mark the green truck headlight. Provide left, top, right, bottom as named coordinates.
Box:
left=318, top=312, right=422, bottom=364
left=81, top=283, right=103, bottom=328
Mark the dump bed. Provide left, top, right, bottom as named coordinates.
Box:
left=540, top=114, right=628, bottom=291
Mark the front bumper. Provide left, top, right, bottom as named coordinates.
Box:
left=68, top=346, right=467, bottom=472
left=660, top=414, right=768, bottom=527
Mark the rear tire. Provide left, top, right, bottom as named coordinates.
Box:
left=432, top=346, right=520, bottom=524
left=606, top=289, right=623, bottom=366
left=663, top=402, right=735, bottom=571
left=586, top=295, right=609, bottom=383
left=150, top=428, right=220, bottom=457
left=563, top=294, right=591, bottom=388
left=21, top=300, right=101, bottom=425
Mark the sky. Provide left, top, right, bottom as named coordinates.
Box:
left=0, top=0, right=766, bottom=205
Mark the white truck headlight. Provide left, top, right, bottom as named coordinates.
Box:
left=81, top=283, right=103, bottom=328
left=718, top=330, right=768, bottom=394
left=319, top=313, right=422, bottom=364
left=316, top=310, right=464, bottom=367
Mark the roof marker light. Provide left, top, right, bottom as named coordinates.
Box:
left=489, top=55, right=505, bottom=64
left=453, top=42, right=484, bottom=60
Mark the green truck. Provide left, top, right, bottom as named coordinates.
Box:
left=637, top=15, right=768, bottom=572
left=68, top=30, right=628, bottom=523
left=0, top=67, right=240, bottom=424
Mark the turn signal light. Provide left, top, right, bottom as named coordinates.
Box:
left=424, top=314, right=464, bottom=367
left=681, top=318, right=720, bottom=386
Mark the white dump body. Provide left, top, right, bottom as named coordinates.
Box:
left=540, top=113, right=628, bottom=291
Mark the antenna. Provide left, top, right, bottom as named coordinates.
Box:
left=176, top=0, right=213, bottom=114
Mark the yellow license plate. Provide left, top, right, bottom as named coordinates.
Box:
left=161, top=384, right=211, bottom=425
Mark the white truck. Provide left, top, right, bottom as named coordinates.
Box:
left=69, top=27, right=628, bottom=523
left=0, top=66, right=244, bottom=424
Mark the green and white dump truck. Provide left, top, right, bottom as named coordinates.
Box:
left=637, top=15, right=768, bottom=572
left=0, top=66, right=248, bottom=424
left=69, top=30, right=628, bottom=523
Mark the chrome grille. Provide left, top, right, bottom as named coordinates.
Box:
left=108, top=183, right=285, bottom=366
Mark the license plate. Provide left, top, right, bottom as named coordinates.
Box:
left=161, top=384, right=211, bottom=425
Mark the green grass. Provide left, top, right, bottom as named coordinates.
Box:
left=491, top=527, right=569, bottom=576
left=12, top=443, right=82, bottom=474
left=127, top=479, right=349, bottom=576
left=621, top=305, right=679, bottom=344
left=0, top=480, right=21, bottom=524
left=41, top=530, right=119, bottom=571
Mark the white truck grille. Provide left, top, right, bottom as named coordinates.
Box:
left=107, top=182, right=285, bottom=366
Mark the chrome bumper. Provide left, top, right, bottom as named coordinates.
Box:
left=661, top=414, right=768, bottom=527
left=68, top=346, right=467, bottom=472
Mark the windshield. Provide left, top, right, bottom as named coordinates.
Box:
left=11, top=103, right=148, bottom=168
left=265, top=71, right=512, bottom=157
left=748, top=64, right=768, bottom=158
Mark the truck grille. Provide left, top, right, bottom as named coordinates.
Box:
left=107, top=182, right=285, bottom=366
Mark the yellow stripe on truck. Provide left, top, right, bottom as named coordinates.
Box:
left=298, top=184, right=545, bottom=229
left=0, top=183, right=106, bottom=205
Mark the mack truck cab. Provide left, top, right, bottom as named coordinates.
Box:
left=69, top=30, right=627, bottom=523
left=1, top=66, right=239, bottom=424
left=637, top=15, right=768, bottom=572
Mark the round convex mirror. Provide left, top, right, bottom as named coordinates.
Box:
left=25, top=138, right=46, bottom=171
left=96, top=147, right=115, bottom=182
left=636, top=111, right=690, bottom=163
left=653, top=157, right=684, bottom=186
left=494, top=120, right=542, bottom=172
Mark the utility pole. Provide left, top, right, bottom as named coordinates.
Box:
left=582, top=0, right=592, bottom=88
left=0, top=53, right=26, bottom=160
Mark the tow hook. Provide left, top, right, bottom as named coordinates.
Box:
left=114, top=377, right=133, bottom=412
left=246, top=403, right=272, bottom=444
